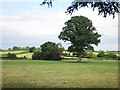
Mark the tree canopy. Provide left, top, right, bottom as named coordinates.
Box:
left=58, top=16, right=101, bottom=62
left=32, top=41, right=62, bottom=60
left=40, top=0, right=120, bottom=18
left=12, top=46, right=21, bottom=51
left=29, top=47, right=36, bottom=53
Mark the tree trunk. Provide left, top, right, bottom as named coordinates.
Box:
left=77, top=52, right=82, bottom=63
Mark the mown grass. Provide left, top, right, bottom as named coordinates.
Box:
left=2, top=60, right=118, bottom=88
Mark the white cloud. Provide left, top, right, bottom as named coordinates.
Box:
left=0, top=10, right=70, bottom=37
left=1, top=7, right=118, bottom=50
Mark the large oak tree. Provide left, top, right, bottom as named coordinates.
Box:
left=58, top=16, right=101, bottom=62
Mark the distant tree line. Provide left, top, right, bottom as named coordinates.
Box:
left=8, top=46, right=30, bottom=51
left=7, top=46, right=41, bottom=51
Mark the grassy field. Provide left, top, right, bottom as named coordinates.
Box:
left=1, top=50, right=119, bottom=88
left=1, top=50, right=27, bottom=55
left=16, top=53, right=33, bottom=59
left=2, top=60, right=118, bottom=88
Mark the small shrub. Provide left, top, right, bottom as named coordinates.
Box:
left=117, top=56, right=120, bottom=60
left=106, top=52, right=117, bottom=58
left=7, top=53, right=17, bottom=59
left=97, top=50, right=105, bottom=57
left=24, top=56, right=27, bottom=59
left=29, top=47, right=36, bottom=53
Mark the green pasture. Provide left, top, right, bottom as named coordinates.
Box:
left=16, top=53, right=33, bottom=59
left=2, top=60, right=118, bottom=88
left=1, top=50, right=27, bottom=55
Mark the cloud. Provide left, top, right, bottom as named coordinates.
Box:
left=1, top=7, right=118, bottom=50
left=1, top=10, right=70, bottom=37
left=0, top=10, right=71, bottom=49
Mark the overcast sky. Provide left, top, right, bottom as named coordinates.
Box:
left=0, top=1, right=118, bottom=51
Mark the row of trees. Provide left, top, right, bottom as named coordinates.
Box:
left=8, top=46, right=30, bottom=51
left=70, top=50, right=118, bottom=59
left=64, top=50, right=119, bottom=59
left=6, top=47, right=119, bottom=60
left=7, top=46, right=41, bottom=51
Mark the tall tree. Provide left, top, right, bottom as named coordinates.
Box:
left=58, top=16, right=101, bottom=62
left=40, top=0, right=120, bottom=18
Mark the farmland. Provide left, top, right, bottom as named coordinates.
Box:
left=1, top=50, right=119, bottom=88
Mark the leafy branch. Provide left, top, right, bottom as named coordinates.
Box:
left=40, top=0, right=120, bottom=18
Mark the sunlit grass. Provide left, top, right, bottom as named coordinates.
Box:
left=2, top=50, right=26, bottom=54
left=2, top=60, right=118, bottom=88
left=16, top=53, right=33, bottom=59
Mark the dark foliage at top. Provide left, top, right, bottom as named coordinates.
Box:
left=40, top=0, right=53, bottom=7
left=40, top=0, right=120, bottom=18
left=66, top=1, right=120, bottom=19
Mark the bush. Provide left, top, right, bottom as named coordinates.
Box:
left=7, top=53, right=17, bottom=59
left=32, top=51, right=43, bottom=60
left=117, top=56, right=120, bottom=60
left=97, top=50, right=105, bottom=57
left=29, top=47, right=36, bottom=53
left=85, top=52, right=95, bottom=58
left=32, top=41, right=62, bottom=60
left=24, top=56, right=27, bottom=59
left=106, top=52, right=117, bottom=58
